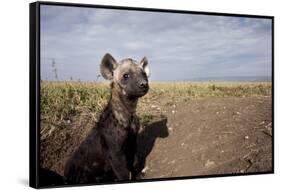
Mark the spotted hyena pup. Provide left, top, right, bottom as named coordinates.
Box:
left=64, top=53, right=150, bottom=184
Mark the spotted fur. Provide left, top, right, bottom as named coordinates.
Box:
left=64, top=53, right=150, bottom=184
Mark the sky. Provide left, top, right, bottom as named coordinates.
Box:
left=40, top=5, right=272, bottom=81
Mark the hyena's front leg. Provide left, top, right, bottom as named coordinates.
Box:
left=107, top=151, right=130, bottom=181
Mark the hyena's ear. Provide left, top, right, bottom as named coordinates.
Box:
left=140, top=57, right=150, bottom=77
left=100, top=53, right=118, bottom=80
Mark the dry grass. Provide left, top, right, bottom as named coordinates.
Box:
left=147, top=81, right=271, bottom=98
left=40, top=81, right=110, bottom=126
left=40, top=81, right=271, bottom=126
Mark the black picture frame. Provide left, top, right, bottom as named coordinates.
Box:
left=30, top=1, right=274, bottom=188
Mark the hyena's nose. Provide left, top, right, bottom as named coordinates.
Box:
left=139, top=80, right=148, bottom=89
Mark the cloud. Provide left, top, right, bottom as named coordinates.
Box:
left=40, top=5, right=272, bottom=81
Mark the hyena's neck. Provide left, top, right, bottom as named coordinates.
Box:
left=109, top=82, right=138, bottom=118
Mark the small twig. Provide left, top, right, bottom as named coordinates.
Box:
left=242, top=149, right=259, bottom=159
left=262, top=130, right=272, bottom=137
left=265, top=122, right=272, bottom=128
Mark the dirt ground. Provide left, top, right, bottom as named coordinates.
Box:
left=138, top=96, right=272, bottom=178
left=40, top=96, right=272, bottom=181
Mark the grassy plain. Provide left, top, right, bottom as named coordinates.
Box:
left=40, top=81, right=271, bottom=126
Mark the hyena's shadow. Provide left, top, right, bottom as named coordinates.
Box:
left=136, top=117, right=169, bottom=173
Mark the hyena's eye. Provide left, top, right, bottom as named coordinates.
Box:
left=123, top=73, right=130, bottom=80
